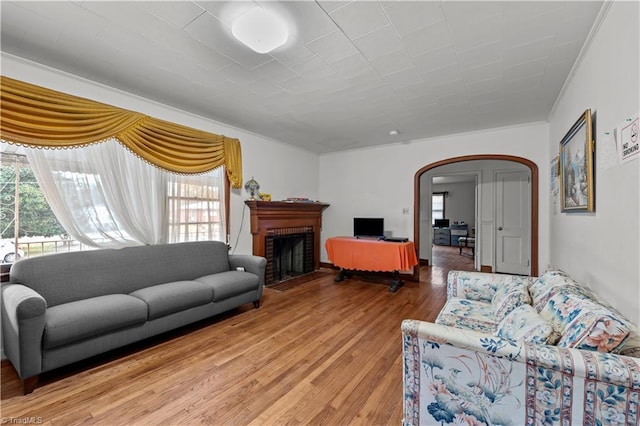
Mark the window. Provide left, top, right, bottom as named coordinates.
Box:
left=1, top=152, right=72, bottom=262
left=168, top=170, right=227, bottom=243
left=432, top=192, right=446, bottom=225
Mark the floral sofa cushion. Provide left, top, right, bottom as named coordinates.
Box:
left=540, top=291, right=630, bottom=352
left=435, top=298, right=496, bottom=333
left=495, top=304, right=557, bottom=344
left=491, top=278, right=531, bottom=321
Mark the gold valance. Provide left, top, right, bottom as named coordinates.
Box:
left=0, top=76, right=242, bottom=187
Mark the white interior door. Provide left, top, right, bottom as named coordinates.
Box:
left=495, top=171, right=530, bottom=275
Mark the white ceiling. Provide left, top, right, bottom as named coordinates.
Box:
left=1, top=1, right=603, bottom=154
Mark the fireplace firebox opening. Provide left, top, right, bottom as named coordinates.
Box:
left=265, top=228, right=314, bottom=284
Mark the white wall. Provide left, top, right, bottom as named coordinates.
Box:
left=319, top=122, right=551, bottom=273
left=1, top=54, right=320, bottom=257
left=547, top=2, right=640, bottom=325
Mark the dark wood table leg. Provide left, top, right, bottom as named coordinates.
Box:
left=388, top=270, right=403, bottom=293
left=334, top=269, right=352, bottom=282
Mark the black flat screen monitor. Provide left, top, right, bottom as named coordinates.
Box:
left=353, top=217, right=384, bottom=238
left=434, top=219, right=450, bottom=228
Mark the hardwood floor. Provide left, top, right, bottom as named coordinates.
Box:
left=1, top=246, right=473, bottom=425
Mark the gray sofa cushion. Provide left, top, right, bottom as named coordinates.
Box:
left=130, top=281, right=213, bottom=320
left=196, top=271, right=259, bottom=301
left=43, top=294, right=148, bottom=349
left=10, top=241, right=231, bottom=307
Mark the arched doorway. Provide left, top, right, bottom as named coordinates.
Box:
left=411, top=155, right=539, bottom=280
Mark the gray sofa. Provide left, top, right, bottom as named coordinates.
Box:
left=1, top=241, right=266, bottom=394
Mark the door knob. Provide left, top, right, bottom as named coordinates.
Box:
left=497, top=226, right=503, bottom=230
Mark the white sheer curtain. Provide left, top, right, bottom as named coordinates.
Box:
left=25, top=139, right=227, bottom=249
left=26, top=139, right=168, bottom=248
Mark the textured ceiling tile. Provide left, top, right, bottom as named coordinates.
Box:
left=462, top=61, right=503, bottom=84
left=317, top=1, right=349, bottom=14
left=424, top=64, right=463, bottom=87
left=503, top=74, right=544, bottom=92
left=456, top=41, right=503, bottom=70
left=402, top=20, right=452, bottom=57
left=329, top=1, right=389, bottom=40
left=175, top=38, right=234, bottom=71
left=17, top=1, right=109, bottom=37
left=466, top=78, right=503, bottom=97
left=261, top=1, right=337, bottom=44
left=288, top=56, right=337, bottom=80
left=503, top=36, right=555, bottom=68
left=383, top=68, right=425, bottom=89
left=269, top=37, right=316, bottom=66
left=277, top=76, right=320, bottom=96
left=196, top=1, right=256, bottom=25
left=442, top=1, right=503, bottom=25
left=468, top=90, right=503, bottom=107
left=138, top=1, right=205, bottom=29
left=503, top=11, right=563, bottom=48
left=79, top=1, right=150, bottom=31
left=344, top=69, right=386, bottom=91
left=306, top=30, right=358, bottom=64
left=352, top=25, right=404, bottom=60
left=448, top=15, right=503, bottom=52
left=218, top=62, right=260, bottom=87
left=252, top=60, right=298, bottom=84
left=368, top=49, right=415, bottom=76
left=503, top=1, right=565, bottom=25
left=330, top=53, right=376, bottom=79
left=384, top=1, right=445, bottom=36
left=504, top=57, right=549, bottom=80
left=246, top=79, right=282, bottom=97
left=412, top=46, right=459, bottom=73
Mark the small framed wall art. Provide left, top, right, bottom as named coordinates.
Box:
left=559, top=109, right=595, bottom=212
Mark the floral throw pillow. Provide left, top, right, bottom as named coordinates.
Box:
left=491, top=277, right=531, bottom=321
left=541, top=292, right=630, bottom=352
left=495, top=304, right=557, bottom=344
left=557, top=310, right=630, bottom=352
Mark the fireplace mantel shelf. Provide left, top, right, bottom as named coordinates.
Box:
left=245, top=200, right=330, bottom=284
left=245, top=200, right=330, bottom=212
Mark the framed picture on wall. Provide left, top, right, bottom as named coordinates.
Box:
left=559, top=109, right=595, bottom=212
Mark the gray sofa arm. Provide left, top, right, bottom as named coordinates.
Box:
left=228, top=254, right=267, bottom=288
left=1, top=283, right=47, bottom=380
left=229, top=255, right=267, bottom=305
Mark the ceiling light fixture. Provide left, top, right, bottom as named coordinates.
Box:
left=389, top=129, right=399, bottom=136
left=231, top=7, right=288, bottom=54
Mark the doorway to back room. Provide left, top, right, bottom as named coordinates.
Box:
left=414, top=155, right=539, bottom=277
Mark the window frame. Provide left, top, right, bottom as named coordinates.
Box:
left=432, top=192, right=446, bottom=225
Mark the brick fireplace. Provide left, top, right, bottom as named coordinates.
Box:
left=245, top=201, right=330, bottom=285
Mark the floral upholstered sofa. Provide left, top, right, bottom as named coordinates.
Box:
left=402, top=270, right=640, bottom=426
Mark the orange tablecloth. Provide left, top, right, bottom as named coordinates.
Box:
left=325, top=237, right=418, bottom=272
